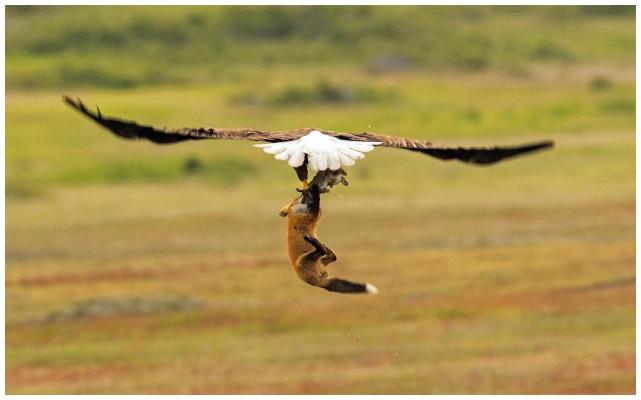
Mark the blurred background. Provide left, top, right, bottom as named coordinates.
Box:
left=5, top=5, right=635, bottom=394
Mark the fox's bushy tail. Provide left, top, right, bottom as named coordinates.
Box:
left=323, top=277, right=378, bottom=295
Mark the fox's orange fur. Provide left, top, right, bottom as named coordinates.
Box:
left=279, top=184, right=377, bottom=294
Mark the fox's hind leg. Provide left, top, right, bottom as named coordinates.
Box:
left=320, top=245, right=337, bottom=266
left=300, top=235, right=375, bottom=294
left=303, top=235, right=337, bottom=266
left=295, top=237, right=328, bottom=289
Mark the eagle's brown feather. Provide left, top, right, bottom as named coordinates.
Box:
left=64, top=95, right=553, bottom=165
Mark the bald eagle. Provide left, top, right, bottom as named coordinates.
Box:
left=63, top=96, right=553, bottom=186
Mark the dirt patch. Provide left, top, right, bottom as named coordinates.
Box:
left=37, top=295, right=204, bottom=323
left=553, top=276, right=635, bottom=294
left=8, top=256, right=285, bottom=287
left=7, top=364, right=132, bottom=392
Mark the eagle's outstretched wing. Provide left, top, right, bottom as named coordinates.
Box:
left=63, top=96, right=302, bottom=144
left=313, top=129, right=554, bottom=165
left=64, top=96, right=553, bottom=166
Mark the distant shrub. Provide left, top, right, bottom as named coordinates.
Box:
left=261, top=80, right=397, bottom=106
left=39, top=295, right=204, bottom=323
left=531, top=40, right=575, bottom=61
left=182, top=156, right=204, bottom=175
left=222, top=6, right=296, bottom=40
left=58, top=65, right=137, bottom=88
left=315, top=80, right=348, bottom=103
left=580, top=5, right=635, bottom=17
left=598, top=97, right=635, bottom=114
left=590, top=76, right=612, bottom=91
left=269, top=81, right=347, bottom=105
left=462, top=108, right=482, bottom=122
left=6, top=179, right=49, bottom=200
left=7, top=5, right=38, bottom=14
left=269, top=85, right=318, bottom=105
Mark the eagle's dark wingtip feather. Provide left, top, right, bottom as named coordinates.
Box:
left=62, top=95, right=80, bottom=110
left=414, top=139, right=555, bottom=165
left=474, top=139, right=555, bottom=164
left=63, top=95, right=95, bottom=119
left=520, top=140, right=554, bottom=151
left=63, top=95, right=125, bottom=136
left=490, top=139, right=553, bottom=159
left=62, top=95, right=204, bottom=144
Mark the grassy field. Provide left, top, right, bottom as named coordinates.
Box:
left=5, top=5, right=636, bottom=395
left=6, top=75, right=635, bottom=394
left=6, top=6, right=635, bottom=89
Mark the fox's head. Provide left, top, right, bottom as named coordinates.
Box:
left=279, top=184, right=321, bottom=222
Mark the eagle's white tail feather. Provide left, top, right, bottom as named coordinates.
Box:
left=327, top=150, right=341, bottom=171
left=274, top=151, right=290, bottom=161
left=288, top=147, right=306, bottom=167
left=254, top=130, right=381, bottom=170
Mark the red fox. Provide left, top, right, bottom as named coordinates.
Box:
left=278, top=178, right=378, bottom=295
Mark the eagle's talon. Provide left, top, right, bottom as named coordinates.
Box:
left=295, top=180, right=309, bottom=193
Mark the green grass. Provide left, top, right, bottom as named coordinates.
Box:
left=6, top=6, right=635, bottom=89
left=6, top=70, right=635, bottom=193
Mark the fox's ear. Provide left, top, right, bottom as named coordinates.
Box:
left=278, top=207, right=289, bottom=217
